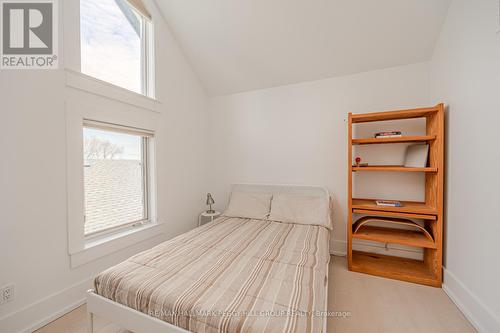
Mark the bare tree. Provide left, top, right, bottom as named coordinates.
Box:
left=84, top=136, right=124, bottom=160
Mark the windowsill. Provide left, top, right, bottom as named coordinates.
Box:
left=70, top=222, right=165, bottom=268
left=65, top=69, right=161, bottom=113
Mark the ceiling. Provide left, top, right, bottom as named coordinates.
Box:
left=156, top=0, right=451, bottom=96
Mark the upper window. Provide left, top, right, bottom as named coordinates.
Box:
left=80, top=0, right=153, bottom=96
left=83, top=121, right=152, bottom=236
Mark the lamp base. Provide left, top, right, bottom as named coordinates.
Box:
left=206, top=209, right=216, bottom=214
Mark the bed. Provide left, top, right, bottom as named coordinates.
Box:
left=87, top=184, right=332, bottom=333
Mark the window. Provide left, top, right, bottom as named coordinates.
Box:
left=80, top=0, right=153, bottom=96
left=83, top=121, right=152, bottom=236
left=66, top=104, right=160, bottom=267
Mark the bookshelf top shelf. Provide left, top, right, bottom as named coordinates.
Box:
left=352, top=135, right=436, bottom=145
left=350, top=105, right=442, bottom=123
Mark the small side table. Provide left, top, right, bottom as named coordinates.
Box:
left=198, top=211, right=221, bottom=226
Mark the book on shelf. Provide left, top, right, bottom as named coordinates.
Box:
left=375, top=131, right=402, bottom=138
left=375, top=200, right=403, bottom=207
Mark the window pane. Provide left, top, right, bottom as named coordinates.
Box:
left=81, top=0, right=142, bottom=93
left=83, top=127, right=145, bottom=235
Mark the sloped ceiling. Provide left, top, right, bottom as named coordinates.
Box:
left=156, top=0, right=451, bottom=96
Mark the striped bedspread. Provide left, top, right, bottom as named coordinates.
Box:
left=94, top=216, right=331, bottom=333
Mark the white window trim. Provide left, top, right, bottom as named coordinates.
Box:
left=65, top=69, right=160, bottom=113
left=66, top=101, right=162, bottom=268
left=141, top=17, right=155, bottom=98
left=63, top=0, right=158, bottom=107
left=70, top=223, right=164, bottom=268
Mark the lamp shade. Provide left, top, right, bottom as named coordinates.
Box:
left=206, top=193, right=215, bottom=205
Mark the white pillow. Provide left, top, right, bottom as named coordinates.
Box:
left=269, top=193, right=331, bottom=229
left=224, top=191, right=273, bottom=220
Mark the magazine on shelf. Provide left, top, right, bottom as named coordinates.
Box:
left=375, top=200, right=403, bottom=207
left=374, top=131, right=402, bottom=138
left=375, top=134, right=402, bottom=138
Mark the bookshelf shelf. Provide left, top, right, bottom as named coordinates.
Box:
left=347, top=104, right=444, bottom=287
left=351, top=198, right=437, bottom=215
left=352, top=166, right=437, bottom=172
left=351, top=107, right=440, bottom=123
left=352, top=135, right=436, bottom=145
left=352, top=208, right=437, bottom=220
left=353, top=226, right=436, bottom=249
left=351, top=251, right=440, bottom=287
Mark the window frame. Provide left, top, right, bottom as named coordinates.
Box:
left=79, top=0, right=155, bottom=98
left=66, top=102, right=161, bottom=268
left=141, top=18, right=155, bottom=98
left=82, top=120, right=153, bottom=239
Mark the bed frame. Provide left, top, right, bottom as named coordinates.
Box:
left=87, top=183, right=331, bottom=333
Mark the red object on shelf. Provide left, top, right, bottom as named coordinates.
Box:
left=355, top=157, right=361, bottom=166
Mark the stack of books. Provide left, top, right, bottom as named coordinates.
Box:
left=375, top=131, right=402, bottom=138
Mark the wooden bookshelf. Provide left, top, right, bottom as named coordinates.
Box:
left=347, top=104, right=445, bottom=287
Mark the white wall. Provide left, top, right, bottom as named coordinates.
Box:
left=0, top=1, right=209, bottom=332
left=430, top=0, right=500, bottom=331
left=2, top=1, right=498, bottom=332
left=208, top=62, right=431, bottom=254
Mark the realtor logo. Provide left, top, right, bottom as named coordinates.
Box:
left=1, top=0, right=58, bottom=69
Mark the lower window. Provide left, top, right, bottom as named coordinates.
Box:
left=83, top=120, right=152, bottom=236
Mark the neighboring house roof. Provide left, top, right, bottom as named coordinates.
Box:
left=84, top=159, right=144, bottom=235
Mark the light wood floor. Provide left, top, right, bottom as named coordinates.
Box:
left=35, top=256, right=476, bottom=333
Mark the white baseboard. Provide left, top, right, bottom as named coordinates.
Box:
left=0, top=230, right=168, bottom=333
left=0, top=277, right=92, bottom=333
left=330, top=239, right=347, bottom=256
left=443, top=268, right=500, bottom=333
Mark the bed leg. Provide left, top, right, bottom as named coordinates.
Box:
left=87, top=311, right=94, bottom=333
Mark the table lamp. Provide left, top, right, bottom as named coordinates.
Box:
left=206, top=193, right=215, bottom=213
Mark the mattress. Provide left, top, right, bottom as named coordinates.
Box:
left=94, top=216, right=330, bottom=333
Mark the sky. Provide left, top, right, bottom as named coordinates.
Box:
left=80, top=0, right=142, bottom=93
left=84, top=127, right=142, bottom=160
